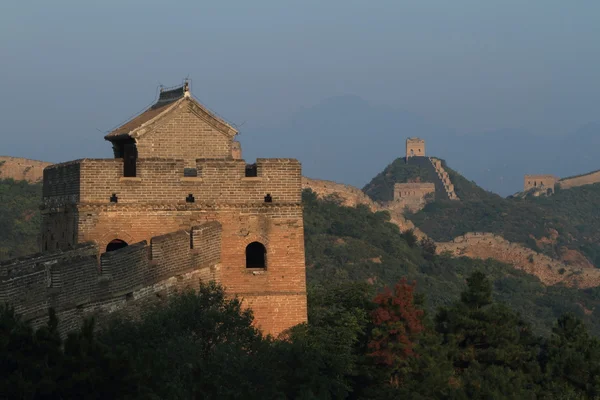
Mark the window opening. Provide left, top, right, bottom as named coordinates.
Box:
left=123, top=143, right=138, bottom=177
left=106, top=239, right=128, bottom=252
left=184, top=168, right=198, bottom=177
left=245, top=164, right=257, bottom=177
left=246, top=242, right=266, bottom=268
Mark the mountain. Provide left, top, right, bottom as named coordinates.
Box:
left=241, top=95, right=600, bottom=196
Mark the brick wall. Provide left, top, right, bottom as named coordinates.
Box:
left=44, top=158, right=303, bottom=205
left=72, top=204, right=307, bottom=336
left=135, top=103, right=233, bottom=167
left=0, top=222, right=222, bottom=336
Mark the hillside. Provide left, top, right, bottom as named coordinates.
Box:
left=364, top=157, right=600, bottom=268
left=0, top=179, right=42, bottom=260
left=0, top=156, right=51, bottom=183
left=303, top=189, right=600, bottom=336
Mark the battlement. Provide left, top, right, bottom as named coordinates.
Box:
left=0, top=221, right=222, bottom=334
left=43, top=157, right=301, bottom=208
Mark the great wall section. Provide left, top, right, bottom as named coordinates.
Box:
left=1, top=82, right=308, bottom=337
left=523, top=169, right=600, bottom=195
left=1, top=223, right=222, bottom=336
left=559, top=170, right=600, bottom=189
left=0, top=156, right=52, bottom=183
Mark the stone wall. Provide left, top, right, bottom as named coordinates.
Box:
left=430, top=158, right=459, bottom=200
left=392, top=182, right=435, bottom=212
left=524, top=174, right=558, bottom=193
left=437, top=232, right=600, bottom=288
left=0, top=221, right=222, bottom=336
left=559, top=170, right=600, bottom=190
left=0, top=156, right=52, bottom=183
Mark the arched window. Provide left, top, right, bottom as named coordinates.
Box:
left=246, top=242, right=266, bottom=268
left=106, top=239, right=128, bottom=252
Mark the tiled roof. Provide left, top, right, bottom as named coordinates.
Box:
left=105, top=85, right=186, bottom=140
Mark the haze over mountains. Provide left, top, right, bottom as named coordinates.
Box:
left=242, top=95, right=600, bottom=196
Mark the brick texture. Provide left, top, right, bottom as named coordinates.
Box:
left=1, top=222, right=223, bottom=337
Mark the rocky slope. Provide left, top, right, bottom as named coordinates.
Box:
left=437, top=233, right=600, bottom=288
left=0, top=156, right=52, bottom=183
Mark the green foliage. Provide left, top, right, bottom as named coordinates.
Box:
left=303, top=189, right=600, bottom=337
left=362, top=157, right=442, bottom=202
left=0, top=305, right=142, bottom=399
left=0, top=179, right=42, bottom=261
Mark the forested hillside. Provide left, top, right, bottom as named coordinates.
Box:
left=303, top=189, right=600, bottom=336
left=364, top=157, right=600, bottom=267
left=0, top=179, right=42, bottom=260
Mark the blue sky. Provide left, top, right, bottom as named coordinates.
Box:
left=1, top=1, right=599, bottom=167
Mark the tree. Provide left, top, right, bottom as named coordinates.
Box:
left=419, top=237, right=437, bottom=261
left=435, top=271, right=542, bottom=398
left=368, top=279, right=425, bottom=386
left=539, top=314, right=600, bottom=398
left=400, top=229, right=418, bottom=248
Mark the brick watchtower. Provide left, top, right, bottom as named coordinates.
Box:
left=40, top=82, right=307, bottom=335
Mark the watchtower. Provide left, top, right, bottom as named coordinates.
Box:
left=524, top=174, right=558, bottom=194
left=40, top=82, right=307, bottom=335
left=406, top=137, right=425, bottom=158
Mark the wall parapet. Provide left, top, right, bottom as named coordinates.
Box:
left=559, top=170, right=600, bottom=190
left=43, top=158, right=301, bottom=207
left=0, top=221, right=222, bottom=333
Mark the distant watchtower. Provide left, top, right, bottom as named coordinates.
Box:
left=406, top=137, right=425, bottom=159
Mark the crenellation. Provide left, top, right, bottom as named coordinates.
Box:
left=1, top=221, right=223, bottom=336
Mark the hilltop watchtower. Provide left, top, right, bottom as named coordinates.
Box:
left=406, top=137, right=425, bottom=158
left=40, top=82, right=307, bottom=335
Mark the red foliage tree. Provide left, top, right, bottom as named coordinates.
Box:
left=368, top=278, right=425, bottom=372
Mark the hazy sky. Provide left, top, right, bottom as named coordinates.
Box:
left=1, top=1, right=599, bottom=163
